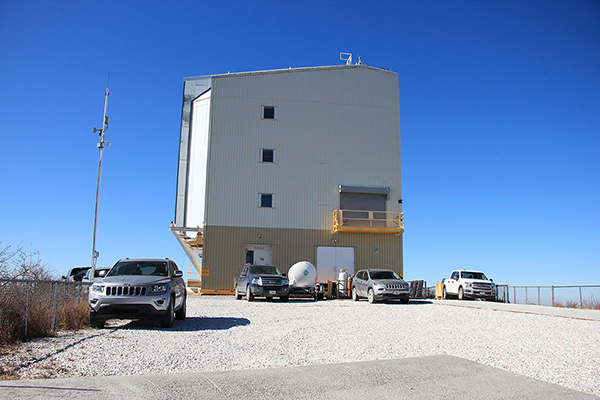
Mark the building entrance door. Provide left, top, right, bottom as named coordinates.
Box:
left=316, top=247, right=354, bottom=283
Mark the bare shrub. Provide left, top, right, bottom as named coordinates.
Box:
left=0, top=242, right=54, bottom=281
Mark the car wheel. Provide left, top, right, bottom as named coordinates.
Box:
left=235, top=285, right=242, bottom=300
left=280, top=295, right=289, bottom=302
left=175, top=295, right=186, bottom=320
left=368, top=288, right=376, bottom=304
left=442, top=286, right=447, bottom=300
left=352, top=287, right=359, bottom=301
left=316, top=293, right=324, bottom=301
left=487, top=296, right=496, bottom=302
left=245, top=285, right=254, bottom=302
left=161, top=299, right=175, bottom=328
left=400, top=296, right=409, bottom=304
left=89, top=312, right=104, bottom=329
left=458, top=286, right=464, bottom=300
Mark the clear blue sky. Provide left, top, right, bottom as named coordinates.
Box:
left=1, top=0, right=598, bottom=286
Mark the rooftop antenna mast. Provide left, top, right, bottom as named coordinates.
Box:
left=91, top=74, right=111, bottom=278
left=340, top=52, right=353, bottom=65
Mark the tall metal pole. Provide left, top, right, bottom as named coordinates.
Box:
left=91, top=80, right=110, bottom=278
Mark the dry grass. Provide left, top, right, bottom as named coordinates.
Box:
left=553, top=296, right=600, bottom=310
left=0, top=281, right=90, bottom=346
left=582, top=296, right=600, bottom=311
left=57, top=300, right=89, bottom=331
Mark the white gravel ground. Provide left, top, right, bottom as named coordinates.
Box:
left=1, top=296, right=599, bottom=397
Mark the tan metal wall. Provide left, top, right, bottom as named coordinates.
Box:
left=202, top=225, right=403, bottom=291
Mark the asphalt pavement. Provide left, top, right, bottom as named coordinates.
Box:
left=1, top=355, right=597, bottom=400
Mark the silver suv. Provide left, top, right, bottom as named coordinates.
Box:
left=352, top=269, right=410, bottom=304
left=88, top=258, right=186, bottom=328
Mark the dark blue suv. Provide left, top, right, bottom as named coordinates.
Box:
left=234, top=264, right=289, bottom=301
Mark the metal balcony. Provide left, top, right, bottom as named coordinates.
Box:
left=332, top=210, right=404, bottom=234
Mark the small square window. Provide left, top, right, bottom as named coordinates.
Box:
left=260, top=193, right=273, bottom=208
left=261, top=149, right=274, bottom=163
left=262, top=106, right=275, bottom=120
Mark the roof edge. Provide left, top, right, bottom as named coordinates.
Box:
left=184, top=64, right=396, bottom=81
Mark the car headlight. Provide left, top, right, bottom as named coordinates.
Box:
left=150, top=284, right=168, bottom=293
left=465, top=282, right=472, bottom=287
left=251, top=277, right=263, bottom=286
left=282, top=278, right=289, bottom=285
left=91, top=284, right=104, bottom=293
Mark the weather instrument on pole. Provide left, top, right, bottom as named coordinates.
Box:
left=91, top=75, right=110, bottom=279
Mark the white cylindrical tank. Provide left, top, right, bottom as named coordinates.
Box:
left=288, top=261, right=317, bottom=288
left=338, top=269, right=349, bottom=292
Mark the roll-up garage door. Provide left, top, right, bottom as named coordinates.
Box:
left=339, top=186, right=388, bottom=227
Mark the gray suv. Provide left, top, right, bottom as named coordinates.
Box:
left=88, top=258, right=186, bottom=328
left=352, top=269, right=410, bottom=304
left=234, top=264, right=289, bottom=301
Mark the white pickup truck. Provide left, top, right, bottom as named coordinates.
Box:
left=442, top=270, right=496, bottom=301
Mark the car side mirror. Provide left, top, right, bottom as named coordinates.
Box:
left=490, top=278, right=493, bottom=282
left=61, top=276, right=66, bottom=280
left=174, top=270, right=183, bottom=278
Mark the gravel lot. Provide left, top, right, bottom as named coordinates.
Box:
left=1, top=296, right=599, bottom=397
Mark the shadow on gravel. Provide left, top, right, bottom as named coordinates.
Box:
left=117, top=317, right=251, bottom=331
left=1, top=330, right=115, bottom=378
left=404, top=300, right=433, bottom=305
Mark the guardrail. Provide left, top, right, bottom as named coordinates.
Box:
left=0, top=278, right=90, bottom=340
left=496, top=285, right=600, bottom=308
left=332, top=209, right=404, bottom=234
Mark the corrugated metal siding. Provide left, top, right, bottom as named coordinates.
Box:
left=202, top=225, right=403, bottom=291
left=196, top=65, right=401, bottom=230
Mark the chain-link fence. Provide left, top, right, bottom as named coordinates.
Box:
left=0, top=278, right=90, bottom=345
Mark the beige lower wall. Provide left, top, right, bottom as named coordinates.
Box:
left=202, top=225, right=403, bottom=291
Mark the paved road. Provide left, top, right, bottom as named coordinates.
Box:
left=432, top=299, right=600, bottom=321
left=1, top=355, right=597, bottom=400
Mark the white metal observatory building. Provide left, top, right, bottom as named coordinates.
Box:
left=171, top=60, right=404, bottom=292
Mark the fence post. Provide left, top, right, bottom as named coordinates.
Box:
left=77, top=283, right=80, bottom=303
left=538, top=286, right=540, bottom=305
left=525, top=287, right=528, bottom=304
left=551, top=286, right=554, bottom=307
left=51, top=282, right=58, bottom=332
left=24, top=281, right=29, bottom=338
left=514, top=286, right=517, bottom=304
left=579, top=286, right=583, bottom=308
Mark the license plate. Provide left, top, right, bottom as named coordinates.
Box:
left=393, top=291, right=400, bottom=295
left=269, top=290, right=276, bottom=295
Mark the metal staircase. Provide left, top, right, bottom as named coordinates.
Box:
left=169, top=222, right=203, bottom=292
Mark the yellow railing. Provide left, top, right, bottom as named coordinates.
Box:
left=333, top=210, right=404, bottom=234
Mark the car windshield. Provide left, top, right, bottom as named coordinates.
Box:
left=107, top=261, right=168, bottom=277
left=248, top=265, right=281, bottom=275
left=370, top=270, right=400, bottom=280
left=70, top=268, right=89, bottom=276
left=461, top=271, right=488, bottom=280
left=95, top=269, right=108, bottom=278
